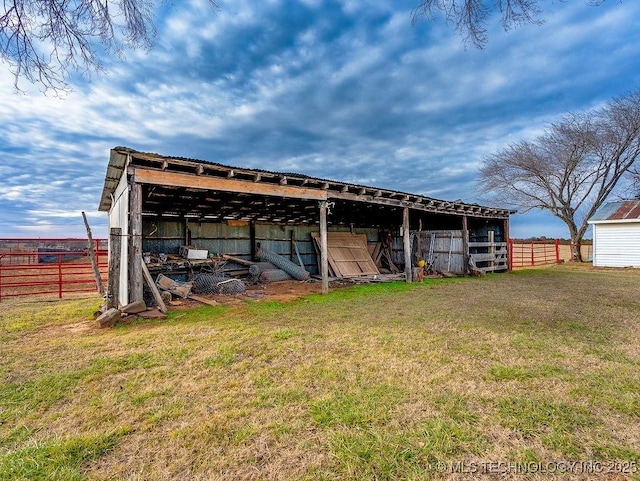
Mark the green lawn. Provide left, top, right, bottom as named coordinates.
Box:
left=1, top=265, right=639, bottom=480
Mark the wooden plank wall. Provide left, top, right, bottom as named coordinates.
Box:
left=417, top=230, right=465, bottom=274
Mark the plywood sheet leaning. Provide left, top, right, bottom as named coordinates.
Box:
left=312, top=232, right=380, bottom=278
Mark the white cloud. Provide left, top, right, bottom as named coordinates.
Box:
left=0, top=0, right=639, bottom=238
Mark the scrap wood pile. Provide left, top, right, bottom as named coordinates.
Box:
left=95, top=299, right=167, bottom=328
left=95, top=246, right=313, bottom=328
left=144, top=249, right=250, bottom=277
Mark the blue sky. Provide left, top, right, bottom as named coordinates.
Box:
left=1, top=0, right=639, bottom=239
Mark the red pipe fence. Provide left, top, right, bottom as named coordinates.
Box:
left=0, top=238, right=107, bottom=302
left=508, top=238, right=561, bottom=270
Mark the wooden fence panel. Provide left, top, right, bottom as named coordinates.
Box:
left=417, top=231, right=465, bottom=274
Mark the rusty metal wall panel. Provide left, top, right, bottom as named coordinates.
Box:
left=142, top=219, right=183, bottom=254
left=140, top=219, right=380, bottom=275
left=190, top=222, right=251, bottom=257
left=256, top=224, right=318, bottom=273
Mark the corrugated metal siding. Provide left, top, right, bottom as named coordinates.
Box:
left=257, top=224, right=316, bottom=272
left=593, top=223, right=640, bottom=267
left=140, top=220, right=382, bottom=275
left=108, top=174, right=130, bottom=304
left=143, top=220, right=183, bottom=254
left=590, top=200, right=640, bottom=222
left=191, top=222, right=251, bottom=258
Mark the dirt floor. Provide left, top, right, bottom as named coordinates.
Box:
left=171, top=279, right=344, bottom=309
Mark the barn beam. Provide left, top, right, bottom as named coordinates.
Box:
left=134, top=169, right=327, bottom=201
left=328, top=190, right=509, bottom=219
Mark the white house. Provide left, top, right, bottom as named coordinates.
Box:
left=588, top=200, right=640, bottom=268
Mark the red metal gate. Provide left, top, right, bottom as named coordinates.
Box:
left=508, top=239, right=560, bottom=269
left=0, top=238, right=108, bottom=302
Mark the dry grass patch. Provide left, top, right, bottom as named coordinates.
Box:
left=1, top=264, right=640, bottom=480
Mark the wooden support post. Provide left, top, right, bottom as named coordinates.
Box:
left=107, top=228, right=121, bottom=309
left=184, top=219, right=191, bottom=246
left=462, top=215, right=469, bottom=274
left=129, top=181, right=143, bottom=303
left=416, top=218, right=423, bottom=265
left=250, top=221, right=256, bottom=261
left=488, top=230, right=495, bottom=270
left=319, top=201, right=328, bottom=295
left=403, top=207, right=412, bottom=283
left=82, top=211, right=104, bottom=296
left=504, top=219, right=512, bottom=271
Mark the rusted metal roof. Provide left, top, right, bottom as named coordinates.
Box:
left=589, top=200, right=640, bottom=223
left=98, top=146, right=515, bottom=221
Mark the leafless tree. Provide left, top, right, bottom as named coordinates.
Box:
left=479, top=89, right=640, bottom=261
left=412, top=0, right=606, bottom=48
left=0, top=1, right=215, bottom=94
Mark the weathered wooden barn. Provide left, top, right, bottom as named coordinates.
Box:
left=99, top=147, right=513, bottom=306
left=588, top=200, right=640, bottom=268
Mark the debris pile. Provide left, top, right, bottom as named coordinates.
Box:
left=95, top=300, right=166, bottom=328
left=193, top=274, right=246, bottom=294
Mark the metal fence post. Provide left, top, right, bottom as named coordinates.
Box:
left=508, top=239, right=513, bottom=271
left=58, top=254, right=63, bottom=299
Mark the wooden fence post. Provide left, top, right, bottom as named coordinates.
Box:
left=82, top=211, right=105, bottom=296
left=555, top=239, right=560, bottom=264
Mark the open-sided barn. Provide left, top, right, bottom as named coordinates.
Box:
left=98, top=147, right=513, bottom=306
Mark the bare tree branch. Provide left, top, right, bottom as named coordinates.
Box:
left=411, top=0, right=603, bottom=48
left=479, top=89, right=640, bottom=261
left=0, top=0, right=217, bottom=94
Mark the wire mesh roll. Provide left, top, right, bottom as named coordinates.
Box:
left=258, top=269, right=293, bottom=282
left=248, top=262, right=277, bottom=278
left=193, top=274, right=246, bottom=294
left=256, top=247, right=310, bottom=280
